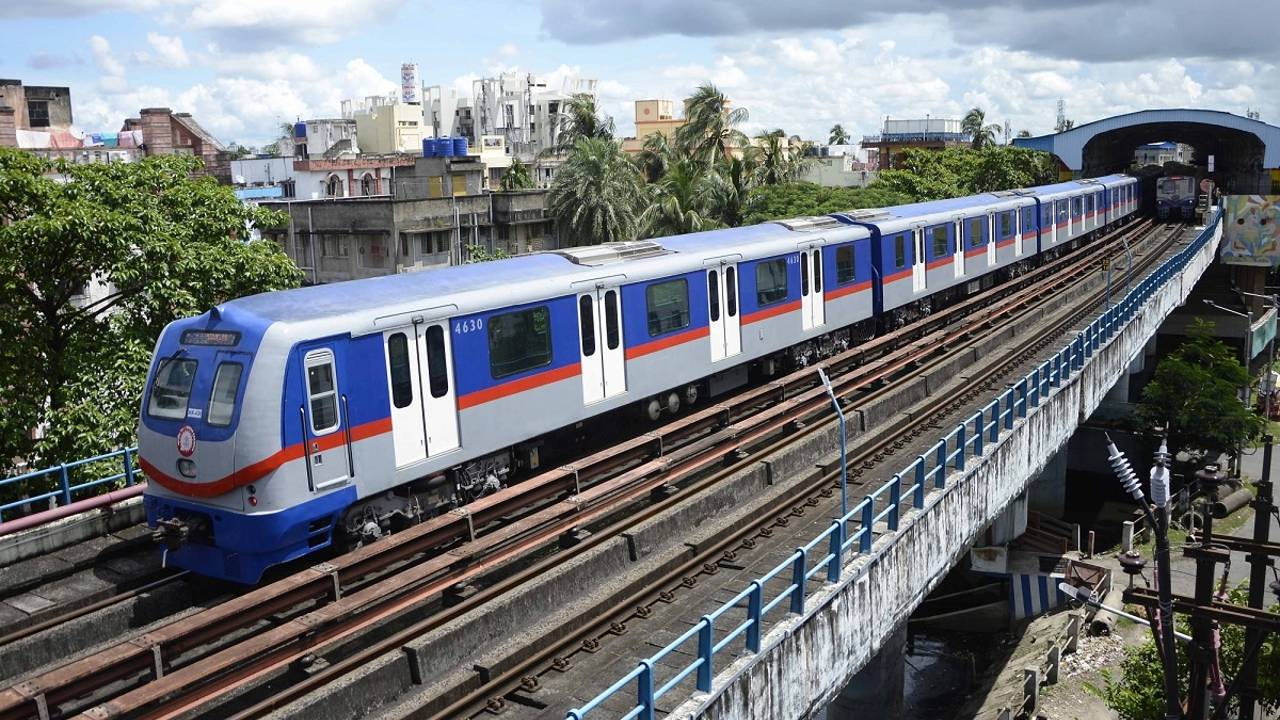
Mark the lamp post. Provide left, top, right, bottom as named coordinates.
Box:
left=816, top=368, right=848, bottom=517
left=1202, top=298, right=1253, bottom=412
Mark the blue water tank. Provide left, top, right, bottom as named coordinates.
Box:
left=452, top=137, right=468, bottom=156
left=293, top=122, right=306, bottom=139
left=439, top=137, right=455, bottom=158
left=422, top=138, right=436, bottom=157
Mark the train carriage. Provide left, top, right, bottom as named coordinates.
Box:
left=141, top=174, right=1142, bottom=583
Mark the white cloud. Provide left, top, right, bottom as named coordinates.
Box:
left=146, top=32, right=190, bottom=68
left=89, top=35, right=125, bottom=78
left=184, top=0, right=400, bottom=46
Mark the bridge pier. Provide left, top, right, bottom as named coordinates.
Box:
left=826, top=624, right=906, bottom=720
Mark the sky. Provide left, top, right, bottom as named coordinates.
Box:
left=2, top=0, right=1277, bottom=150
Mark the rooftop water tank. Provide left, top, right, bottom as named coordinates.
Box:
left=293, top=122, right=306, bottom=139
left=452, top=137, right=468, bottom=157
left=438, top=137, right=456, bottom=158
left=422, top=138, right=436, bottom=157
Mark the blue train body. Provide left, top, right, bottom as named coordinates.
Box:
left=140, top=175, right=1140, bottom=583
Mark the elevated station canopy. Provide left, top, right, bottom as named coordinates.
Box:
left=1013, top=109, right=1280, bottom=193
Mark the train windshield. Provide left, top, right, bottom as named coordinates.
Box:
left=147, top=357, right=197, bottom=420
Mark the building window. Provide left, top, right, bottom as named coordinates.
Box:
left=646, top=278, right=691, bottom=336
left=488, top=306, right=552, bottom=379
left=27, top=100, right=50, bottom=128
left=326, top=174, right=343, bottom=198
left=755, top=259, right=788, bottom=307
left=322, top=236, right=349, bottom=258
left=361, top=173, right=374, bottom=196
left=281, top=179, right=296, bottom=199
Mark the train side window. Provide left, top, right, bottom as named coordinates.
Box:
left=578, top=295, right=596, bottom=357
left=147, top=357, right=197, bottom=420
left=930, top=225, right=947, bottom=258
left=489, top=306, right=552, bottom=379
left=207, top=363, right=244, bottom=427
left=755, top=259, right=788, bottom=306
left=305, top=351, right=339, bottom=435
left=969, top=218, right=984, bottom=246
left=725, top=267, right=738, bottom=316
left=708, top=270, right=721, bottom=322
left=425, top=325, right=449, bottom=398
left=893, top=235, right=905, bottom=268
left=387, top=333, right=413, bottom=409
left=646, top=279, right=691, bottom=336
left=604, top=290, right=621, bottom=349
left=835, top=246, right=855, bottom=284
left=1000, top=212, right=1013, bottom=238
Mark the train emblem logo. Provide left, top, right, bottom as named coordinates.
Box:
left=176, top=425, right=197, bottom=457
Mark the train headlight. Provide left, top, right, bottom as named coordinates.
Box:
left=177, top=459, right=197, bottom=478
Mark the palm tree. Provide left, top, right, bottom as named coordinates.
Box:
left=1016, top=129, right=1032, bottom=138
left=828, top=124, right=850, bottom=145
left=546, top=94, right=614, bottom=156
left=640, top=159, right=719, bottom=238
left=549, top=138, right=641, bottom=246
left=499, top=158, right=534, bottom=191
left=750, top=129, right=808, bottom=185
left=633, top=131, right=679, bottom=184
left=703, top=154, right=757, bottom=228
left=961, top=107, right=1000, bottom=150
left=675, top=83, right=749, bottom=166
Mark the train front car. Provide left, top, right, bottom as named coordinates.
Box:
left=139, top=304, right=337, bottom=584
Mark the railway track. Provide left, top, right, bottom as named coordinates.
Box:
left=0, top=219, right=1169, bottom=720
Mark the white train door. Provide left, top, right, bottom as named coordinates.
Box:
left=953, top=219, right=964, bottom=278
left=912, top=229, right=926, bottom=292
left=419, top=322, right=459, bottom=455
left=578, top=288, right=627, bottom=404
left=1015, top=208, right=1024, bottom=257
left=800, top=247, right=826, bottom=330
left=707, top=263, right=742, bottom=362
left=384, top=329, right=427, bottom=467
left=986, top=212, right=996, bottom=266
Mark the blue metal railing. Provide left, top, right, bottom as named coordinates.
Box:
left=567, top=211, right=1221, bottom=720
left=0, top=447, right=143, bottom=522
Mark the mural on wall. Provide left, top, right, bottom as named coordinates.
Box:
left=1220, top=195, right=1280, bottom=267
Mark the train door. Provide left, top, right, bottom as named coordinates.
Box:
left=384, top=330, right=427, bottom=467
left=578, top=287, right=627, bottom=404
left=911, top=229, right=926, bottom=292
left=1015, top=208, right=1024, bottom=257
left=986, top=212, right=996, bottom=266
left=418, top=322, right=459, bottom=455
left=301, top=347, right=350, bottom=489
left=800, top=247, right=826, bottom=330
left=1051, top=202, right=1060, bottom=245
left=707, top=262, right=742, bottom=362
left=953, top=218, right=964, bottom=278
left=1071, top=197, right=1081, bottom=237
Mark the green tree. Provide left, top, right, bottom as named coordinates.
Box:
left=499, top=158, right=534, bottom=191
left=1136, top=318, right=1265, bottom=458
left=743, top=182, right=911, bottom=225
left=640, top=159, right=719, bottom=238
left=224, top=143, right=255, bottom=160
left=1090, top=586, right=1279, bottom=719
left=828, top=124, right=850, bottom=145
left=0, top=150, right=301, bottom=471
left=751, top=129, right=808, bottom=186
left=870, top=146, right=1057, bottom=202
left=962, top=107, right=1001, bottom=150
left=549, top=137, right=642, bottom=246
left=676, top=83, right=749, bottom=166
left=465, top=244, right=510, bottom=262
left=1017, top=129, right=1032, bottom=138
left=703, top=154, right=757, bottom=228
left=634, top=131, right=680, bottom=184
left=547, top=93, right=614, bottom=156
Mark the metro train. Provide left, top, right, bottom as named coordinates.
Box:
left=140, top=174, right=1140, bottom=583
left=1156, top=175, right=1198, bottom=221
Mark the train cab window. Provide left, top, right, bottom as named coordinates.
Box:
left=425, top=325, right=449, bottom=398
left=756, top=259, right=788, bottom=306
left=604, top=290, right=621, bottom=349
left=893, top=235, right=906, bottom=268
left=969, top=218, right=985, bottom=246
left=646, top=279, right=691, bottom=336
left=489, top=306, right=552, bottom=378
left=387, top=333, right=413, bottom=409
left=836, top=246, right=856, bottom=284
left=305, top=351, right=340, bottom=434
left=1000, top=212, right=1013, bottom=239
left=147, top=357, right=197, bottom=420
left=725, top=267, right=738, bottom=317
left=206, top=363, right=243, bottom=427
left=578, top=295, right=596, bottom=357
left=930, top=226, right=948, bottom=258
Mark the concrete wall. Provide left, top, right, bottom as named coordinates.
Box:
left=678, top=222, right=1223, bottom=720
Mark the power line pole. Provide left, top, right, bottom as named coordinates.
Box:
left=1237, top=436, right=1275, bottom=719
